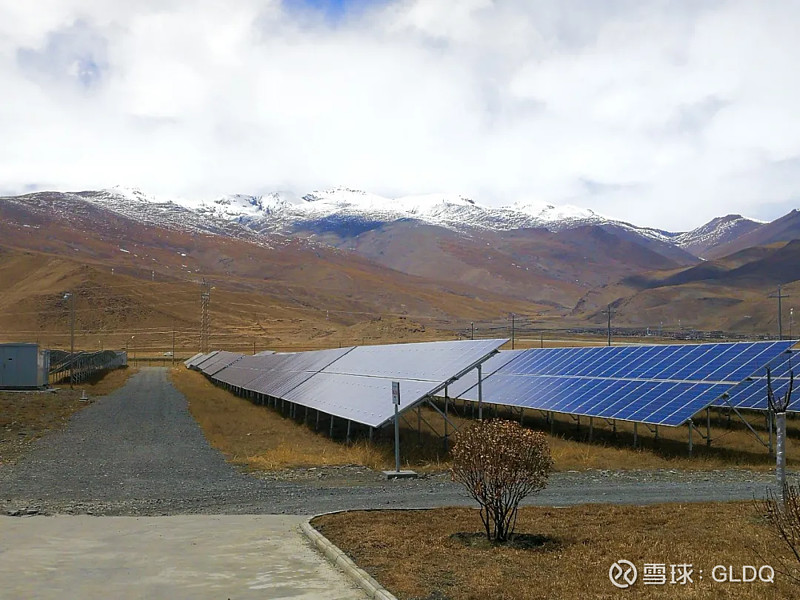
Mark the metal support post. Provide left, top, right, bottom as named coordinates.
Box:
left=706, top=408, right=711, bottom=447
left=315, top=409, right=320, bottom=430
left=589, top=417, right=593, bottom=441
left=550, top=411, right=555, bottom=435
left=329, top=415, right=335, bottom=438
left=417, top=405, right=422, bottom=443
left=688, top=421, right=694, bottom=457
left=393, top=382, right=401, bottom=473
left=346, top=420, right=352, bottom=444
left=633, top=422, right=638, bottom=448
left=477, top=364, right=483, bottom=420
left=444, top=386, right=449, bottom=452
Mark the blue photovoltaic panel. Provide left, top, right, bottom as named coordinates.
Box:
left=452, top=341, right=795, bottom=426
left=718, top=349, right=798, bottom=411
left=282, top=339, right=508, bottom=428
left=445, top=350, right=525, bottom=399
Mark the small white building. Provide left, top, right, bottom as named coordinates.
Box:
left=0, top=343, right=50, bottom=389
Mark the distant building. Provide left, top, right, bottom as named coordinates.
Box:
left=0, top=343, right=50, bottom=389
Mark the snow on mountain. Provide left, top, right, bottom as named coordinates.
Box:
left=171, top=185, right=665, bottom=240
left=7, top=185, right=707, bottom=254
left=674, top=214, right=765, bottom=258
left=510, top=200, right=600, bottom=224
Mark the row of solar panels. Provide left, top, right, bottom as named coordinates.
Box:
left=447, top=341, right=796, bottom=426
left=186, top=340, right=508, bottom=428
left=186, top=340, right=796, bottom=430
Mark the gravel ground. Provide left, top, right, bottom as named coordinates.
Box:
left=0, top=368, right=795, bottom=517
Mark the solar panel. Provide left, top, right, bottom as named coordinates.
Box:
left=213, top=353, right=282, bottom=388
left=718, top=349, right=798, bottom=411
left=246, top=347, right=356, bottom=398
left=452, top=341, right=795, bottom=426
left=281, top=339, right=508, bottom=428
left=445, top=350, right=525, bottom=399
left=184, top=352, right=205, bottom=368
left=191, top=351, right=220, bottom=371
left=200, top=351, right=246, bottom=377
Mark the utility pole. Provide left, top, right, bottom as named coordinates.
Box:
left=200, top=279, right=211, bottom=352
left=171, top=325, right=176, bottom=366
left=791, top=308, right=795, bottom=340
left=602, top=304, right=614, bottom=346
left=471, top=322, right=474, bottom=341
left=510, top=313, right=516, bottom=350
left=769, top=285, right=790, bottom=340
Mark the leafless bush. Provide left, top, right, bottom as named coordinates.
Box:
left=757, top=484, right=800, bottom=583
left=451, top=419, right=553, bottom=542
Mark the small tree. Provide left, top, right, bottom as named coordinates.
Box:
left=451, top=419, right=553, bottom=542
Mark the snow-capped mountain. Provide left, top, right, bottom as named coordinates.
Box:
left=673, top=214, right=764, bottom=258
left=0, top=185, right=772, bottom=263
left=134, top=185, right=671, bottom=244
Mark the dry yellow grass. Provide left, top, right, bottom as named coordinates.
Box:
left=313, top=503, right=800, bottom=599
left=173, top=366, right=798, bottom=472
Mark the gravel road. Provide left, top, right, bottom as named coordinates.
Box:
left=0, top=368, right=794, bottom=516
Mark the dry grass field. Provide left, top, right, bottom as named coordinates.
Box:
left=0, top=367, right=136, bottom=465
left=173, top=366, right=796, bottom=473
left=313, top=503, right=800, bottom=599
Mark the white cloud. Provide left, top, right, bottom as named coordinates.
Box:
left=1, top=0, right=800, bottom=230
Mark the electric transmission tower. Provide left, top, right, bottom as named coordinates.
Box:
left=200, top=279, right=211, bottom=352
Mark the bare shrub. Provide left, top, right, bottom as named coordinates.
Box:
left=450, top=419, right=553, bottom=542
left=757, top=483, right=800, bottom=583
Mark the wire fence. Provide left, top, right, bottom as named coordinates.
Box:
left=49, top=350, right=128, bottom=385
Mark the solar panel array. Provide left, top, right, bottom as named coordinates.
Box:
left=200, top=351, right=247, bottom=377
left=451, top=341, right=795, bottom=426
left=191, top=340, right=507, bottom=428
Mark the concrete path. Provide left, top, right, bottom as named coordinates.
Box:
left=0, top=514, right=367, bottom=600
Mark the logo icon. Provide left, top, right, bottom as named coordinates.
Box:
left=609, top=560, right=638, bottom=589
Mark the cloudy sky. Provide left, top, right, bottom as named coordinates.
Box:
left=2, top=0, right=799, bottom=230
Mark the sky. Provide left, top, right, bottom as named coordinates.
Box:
left=2, top=0, right=800, bottom=231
